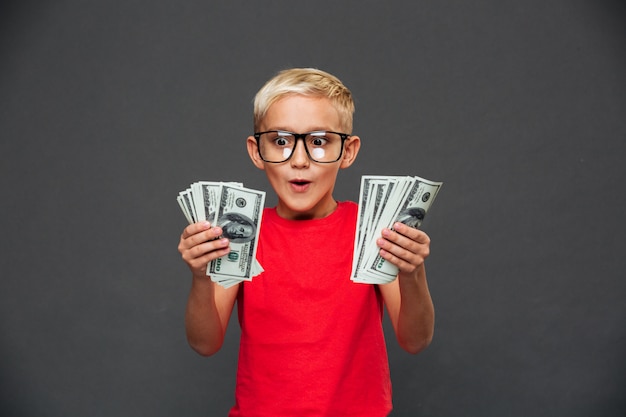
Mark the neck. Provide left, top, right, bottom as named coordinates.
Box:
left=277, top=200, right=338, bottom=220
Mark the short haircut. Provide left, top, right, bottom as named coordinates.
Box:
left=253, top=68, right=355, bottom=133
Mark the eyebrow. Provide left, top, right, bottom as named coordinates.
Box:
left=267, top=128, right=336, bottom=134
left=264, top=127, right=337, bottom=133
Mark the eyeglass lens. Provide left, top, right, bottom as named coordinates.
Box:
left=258, top=132, right=344, bottom=163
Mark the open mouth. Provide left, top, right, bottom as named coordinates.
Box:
left=289, top=179, right=311, bottom=191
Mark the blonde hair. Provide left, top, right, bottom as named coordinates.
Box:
left=253, top=68, right=355, bottom=133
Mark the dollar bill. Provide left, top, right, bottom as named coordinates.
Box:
left=177, top=181, right=265, bottom=288
left=351, top=176, right=399, bottom=280
left=208, top=184, right=265, bottom=285
left=177, top=188, right=197, bottom=224
left=352, top=175, right=442, bottom=284
left=190, top=181, right=243, bottom=223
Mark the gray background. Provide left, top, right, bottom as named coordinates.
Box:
left=1, top=1, right=624, bottom=416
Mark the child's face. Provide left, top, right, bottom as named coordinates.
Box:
left=247, top=95, right=360, bottom=220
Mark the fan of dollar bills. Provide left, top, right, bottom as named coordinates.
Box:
left=177, top=182, right=266, bottom=288
left=350, top=175, right=443, bottom=284
left=178, top=175, right=441, bottom=288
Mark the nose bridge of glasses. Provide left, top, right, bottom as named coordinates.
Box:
left=290, top=134, right=311, bottom=159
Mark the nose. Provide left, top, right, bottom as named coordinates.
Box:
left=290, top=137, right=310, bottom=167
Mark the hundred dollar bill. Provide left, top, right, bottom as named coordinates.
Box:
left=191, top=181, right=243, bottom=223
left=208, top=184, right=265, bottom=284
left=352, top=176, right=411, bottom=283
left=177, top=181, right=265, bottom=288
left=191, top=181, right=220, bottom=223
left=351, top=176, right=400, bottom=280
left=352, top=175, right=442, bottom=284
left=177, top=188, right=197, bottom=224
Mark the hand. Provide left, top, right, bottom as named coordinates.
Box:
left=376, top=222, right=431, bottom=275
left=178, top=222, right=231, bottom=278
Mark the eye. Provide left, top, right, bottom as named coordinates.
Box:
left=271, top=133, right=293, bottom=147
left=309, top=135, right=329, bottom=147
left=275, top=137, right=289, bottom=146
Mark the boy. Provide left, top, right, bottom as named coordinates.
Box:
left=178, top=68, right=435, bottom=417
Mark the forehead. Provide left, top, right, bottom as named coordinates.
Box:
left=260, top=95, right=342, bottom=132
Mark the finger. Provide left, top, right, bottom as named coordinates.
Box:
left=182, top=238, right=231, bottom=274
left=181, top=221, right=212, bottom=240
left=186, top=237, right=230, bottom=259
left=392, top=222, right=430, bottom=244
left=181, top=225, right=223, bottom=250
left=377, top=246, right=419, bottom=274
left=378, top=227, right=430, bottom=268
left=380, top=228, right=421, bottom=253
left=377, top=235, right=423, bottom=266
left=381, top=227, right=430, bottom=257
left=186, top=234, right=230, bottom=258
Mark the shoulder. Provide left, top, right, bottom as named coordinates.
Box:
left=338, top=200, right=357, bottom=213
left=337, top=201, right=358, bottom=220
left=339, top=200, right=357, bottom=209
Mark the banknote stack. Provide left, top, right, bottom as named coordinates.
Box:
left=177, top=181, right=266, bottom=288
left=351, top=175, right=443, bottom=284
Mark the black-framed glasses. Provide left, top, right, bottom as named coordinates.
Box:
left=253, top=130, right=350, bottom=163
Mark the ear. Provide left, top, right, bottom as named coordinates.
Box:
left=340, top=135, right=361, bottom=169
left=247, top=135, right=265, bottom=170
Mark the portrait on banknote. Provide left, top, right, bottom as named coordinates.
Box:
left=218, top=212, right=257, bottom=243
left=397, top=207, right=426, bottom=229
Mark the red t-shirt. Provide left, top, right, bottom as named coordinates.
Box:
left=229, top=201, right=392, bottom=417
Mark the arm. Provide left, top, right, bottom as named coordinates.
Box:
left=178, top=222, right=239, bottom=356
left=377, top=222, right=435, bottom=354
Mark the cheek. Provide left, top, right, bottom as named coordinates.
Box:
left=263, top=167, right=283, bottom=186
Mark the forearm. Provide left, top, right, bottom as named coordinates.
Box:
left=185, top=276, right=228, bottom=356
left=396, top=264, right=435, bottom=354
